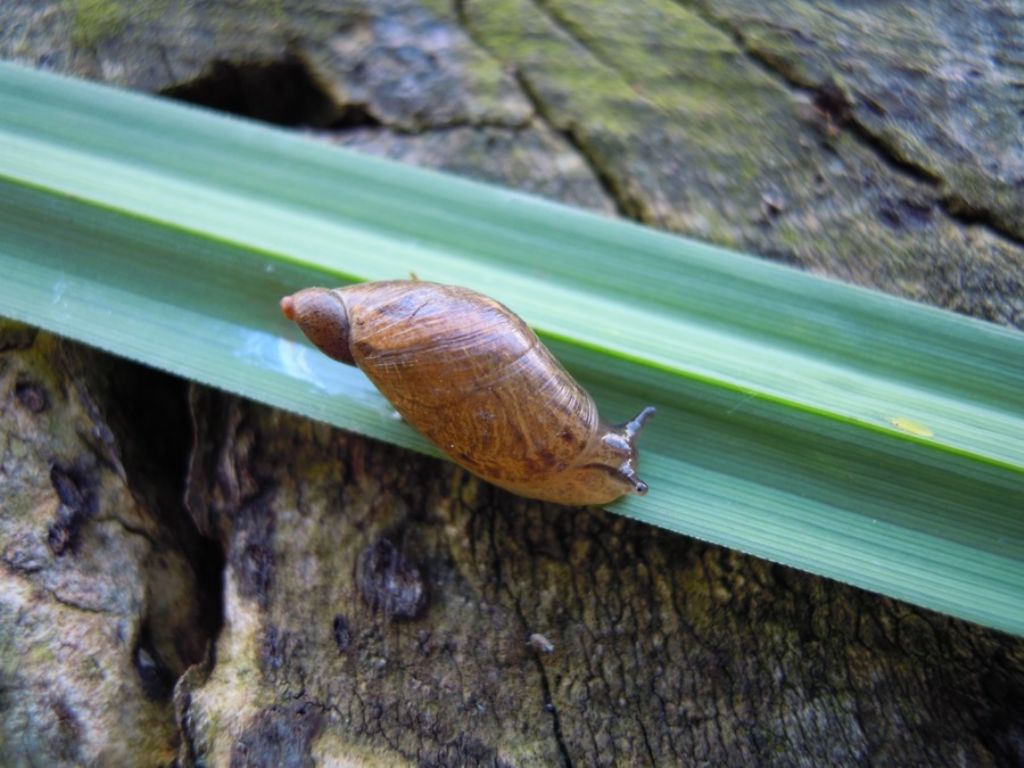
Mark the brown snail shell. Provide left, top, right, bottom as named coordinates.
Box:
left=281, top=281, right=655, bottom=505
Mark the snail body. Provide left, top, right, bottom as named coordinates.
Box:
left=281, top=281, right=654, bottom=505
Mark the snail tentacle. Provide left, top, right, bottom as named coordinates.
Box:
left=622, top=406, right=657, bottom=441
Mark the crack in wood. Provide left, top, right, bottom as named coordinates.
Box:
left=512, top=70, right=644, bottom=221
left=513, top=595, right=576, bottom=768
left=682, top=1, right=1024, bottom=249
left=454, top=0, right=639, bottom=220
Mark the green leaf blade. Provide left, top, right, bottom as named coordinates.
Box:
left=1, top=62, right=1021, bottom=634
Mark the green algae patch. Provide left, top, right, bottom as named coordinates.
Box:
left=66, top=0, right=130, bottom=48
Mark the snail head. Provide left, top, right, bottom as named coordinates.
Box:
left=572, top=405, right=656, bottom=501
left=281, top=287, right=355, bottom=366
left=606, top=406, right=657, bottom=496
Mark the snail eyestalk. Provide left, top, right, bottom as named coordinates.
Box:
left=623, top=406, right=657, bottom=441
left=615, top=406, right=656, bottom=497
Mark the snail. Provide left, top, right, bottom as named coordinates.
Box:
left=280, top=281, right=655, bottom=505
